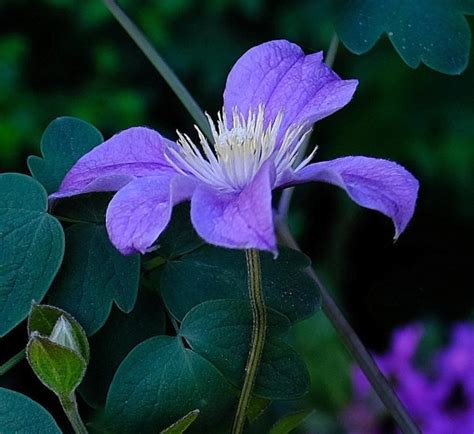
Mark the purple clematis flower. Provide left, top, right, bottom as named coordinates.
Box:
left=51, top=40, right=419, bottom=255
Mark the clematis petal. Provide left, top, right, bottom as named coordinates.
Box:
left=223, top=40, right=358, bottom=133
left=190, top=162, right=276, bottom=254
left=51, top=127, right=175, bottom=199
left=288, top=156, right=419, bottom=238
left=106, top=175, right=197, bottom=255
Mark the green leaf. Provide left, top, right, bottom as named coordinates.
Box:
left=79, top=289, right=167, bottom=408
left=105, top=336, right=236, bottom=433
left=48, top=223, right=140, bottom=335
left=161, top=409, right=200, bottom=434
left=0, top=174, right=64, bottom=337
left=291, top=314, right=352, bottom=412
left=337, top=0, right=474, bottom=75
left=28, top=304, right=90, bottom=363
left=28, top=116, right=103, bottom=194
left=159, top=245, right=319, bottom=324
left=0, top=387, right=61, bottom=433
left=180, top=300, right=310, bottom=400
left=27, top=335, right=87, bottom=397
left=269, top=410, right=314, bottom=434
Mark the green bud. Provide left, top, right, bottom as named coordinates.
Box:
left=26, top=304, right=89, bottom=398
left=28, top=304, right=89, bottom=363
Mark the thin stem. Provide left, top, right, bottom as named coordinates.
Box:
left=277, top=33, right=339, bottom=220
left=325, top=33, right=340, bottom=69
left=60, top=393, right=88, bottom=434
left=232, top=249, right=267, bottom=434
left=55, top=216, right=90, bottom=225
left=276, top=221, right=421, bottom=434
left=102, top=0, right=212, bottom=140
left=0, top=349, right=26, bottom=376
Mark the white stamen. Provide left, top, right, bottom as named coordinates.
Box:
left=167, top=105, right=316, bottom=191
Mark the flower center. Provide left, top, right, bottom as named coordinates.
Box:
left=166, top=105, right=313, bottom=191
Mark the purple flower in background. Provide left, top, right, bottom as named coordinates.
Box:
left=346, top=324, right=431, bottom=433
left=424, top=323, right=474, bottom=434
left=51, top=40, right=419, bottom=255
left=343, top=322, right=474, bottom=434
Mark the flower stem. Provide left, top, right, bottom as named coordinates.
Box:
left=102, top=0, right=212, bottom=141
left=0, top=349, right=26, bottom=376
left=232, top=249, right=267, bottom=434
left=276, top=221, right=421, bottom=434
left=60, top=393, right=88, bottom=434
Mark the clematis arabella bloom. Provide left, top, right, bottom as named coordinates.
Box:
left=51, top=40, right=419, bottom=255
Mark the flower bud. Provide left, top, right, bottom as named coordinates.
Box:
left=49, top=316, right=81, bottom=354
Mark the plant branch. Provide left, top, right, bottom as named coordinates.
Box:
left=60, top=393, right=88, bottom=434
left=0, top=349, right=26, bottom=376
left=232, top=249, right=267, bottom=434
left=276, top=221, right=421, bottom=434
left=102, top=0, right=212, bottom=140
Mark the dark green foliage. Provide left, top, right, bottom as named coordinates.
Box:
left=104, top=298, right=310, bottom=432
left=180, top=300, right=310, bottom=400
left=104, top=336, right=236, bottom=433
left=0, top=174, right=64, bottom=336
left=79, top=289, right=167, bottom=408
left=0, top=388, right=61, bottom=433
left=48, top=223, right=141, bottom=335
left=159, top=245, right=320, bottom=323
left=28, top=117, right=103, bottom=194
left=53, top=193, right=113, bottom=224
left=337, top=0, right=474, bottom=74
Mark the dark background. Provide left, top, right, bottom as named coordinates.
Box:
left=1, top=0, right=473, bottom=431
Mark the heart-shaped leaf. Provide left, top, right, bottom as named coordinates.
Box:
left=104, top=336, right=236, bottom=433
left=28, top=116, right=103, bottom=194
left=79, top=289, right=167, bottom=408
left=0, top=388, right=61, bottom=433
left=180, top=300, right=310, bottom=400
left=48, top=223, right=140, bottom=335
left=337, top=0, right=474, bottom=75
left=158, top=246, right=319, bottom=324
left=0, top=174, right=64, bottom=337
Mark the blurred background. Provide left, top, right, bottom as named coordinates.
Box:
left=1, top=0, right=473, bottom=432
